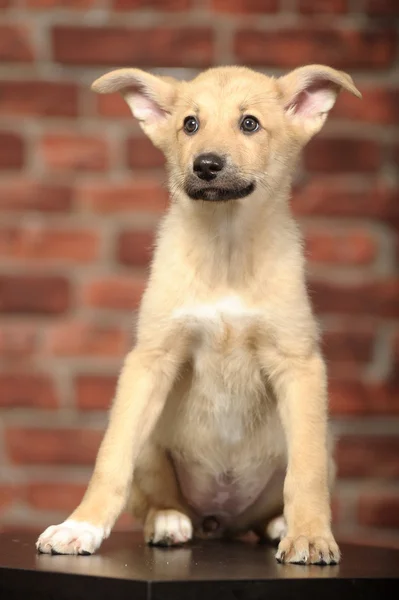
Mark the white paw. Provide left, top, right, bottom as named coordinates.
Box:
left=145, top=509, right=193, bottom=547
left=266, top=515, right=287, bottom=542
left=36, top=520, right=108, bottom=555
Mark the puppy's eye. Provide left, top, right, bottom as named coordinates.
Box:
left=184, top=116, right=199, bottom=135
left=240, top=115, right=260, bottom=134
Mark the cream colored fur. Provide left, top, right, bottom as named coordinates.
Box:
left=36, top=65, right=361, bottom=564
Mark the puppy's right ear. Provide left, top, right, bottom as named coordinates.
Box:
left=92, top=68, right=177, bottom=145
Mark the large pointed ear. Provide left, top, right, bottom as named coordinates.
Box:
left=91, top=68, right=177, bottom=145
left=278, top=64, right=361, bottom=139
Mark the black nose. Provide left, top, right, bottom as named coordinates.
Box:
left=193, top=153, right=224, bottom=181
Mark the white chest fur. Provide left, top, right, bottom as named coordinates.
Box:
left=171, top=295, right=266, bottom=446
left=173, top=295, right=262, bottom=324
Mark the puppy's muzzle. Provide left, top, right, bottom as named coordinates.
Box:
left=184, top=153, right=255, bottom=202
left=193, top=153, right=224, bottom=182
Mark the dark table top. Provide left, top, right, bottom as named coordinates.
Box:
left=0, top=531, right=398, bottom=599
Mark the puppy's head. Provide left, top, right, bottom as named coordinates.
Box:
left=92, top=65, right=361, bottom=203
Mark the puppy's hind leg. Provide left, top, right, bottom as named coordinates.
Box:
left=131, top=442, right=194, bottom=547
left=265, top=515, right=287, bottom=544
left=145, top=508, right=193, bottom=547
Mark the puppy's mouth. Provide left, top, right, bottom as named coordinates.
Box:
left=184, top=182, right=255, bottom=202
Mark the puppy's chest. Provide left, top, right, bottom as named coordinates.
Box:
left=173, top=295, right=263, bottom=344
left=172, top=295, right=267, bottom=444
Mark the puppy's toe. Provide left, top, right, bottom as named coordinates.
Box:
left=36, top=520, right=106, bottom=555
left=145, top=510, right=193, bottom=547
left=276, top=534, right=340, bottom=565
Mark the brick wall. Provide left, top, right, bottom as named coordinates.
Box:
left=0, top=0, right=398, bottom=547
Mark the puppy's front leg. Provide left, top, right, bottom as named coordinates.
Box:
left=266, top=348, right=339, bottom=565
left=37, top=337, right=187, bottom=555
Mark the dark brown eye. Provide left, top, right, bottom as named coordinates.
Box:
left=241, top=115, right=260, bottom=133
left=184, top=116, right=199, bottom=134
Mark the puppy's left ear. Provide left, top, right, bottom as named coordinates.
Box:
left=91, top=68, right=178, bottom=146
left=278, top=64, right=361, bottom=139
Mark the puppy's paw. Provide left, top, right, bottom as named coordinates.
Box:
left=276, top=534, right=340, bottom=565
left=36, top=520, right=107, bottom=555
left=145, top=509, right=193, bottom=547
left=266, top=515, right=287, bottom=543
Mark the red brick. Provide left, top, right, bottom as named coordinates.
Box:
left=0, top=181, right=72, bottom=213
left=117, top=230, right=155, bottom=267
left=13, top=514, right=135, bottom=533
left=26, top=0, right=95, bottom=7
left=0, top=374, right=57, bottom=408
left=26, top=482, right=86, bottom=512
left=96, top=94, right=131, bottom=118
left=358, top=493, right=399, bottom=529
left=0, top=25, right=34, bottom=63
left=328, top=495, right=339, bottom=525
left=323, top=326, right=375, bottom=364
left=0, top=324, right=38, bottom=360
left=0, top=485, right=22, bottom=513
left=299, top=0, right=348, bottom=13
left=0, top=524, right=46, bottom=534
left=333, top=87, right=399, bottom=125
left=76, top=182, right=169, bottom=214
left=52, top=26, right=214, bottom=67
left=336, top=531, right=399, bottom=550
left=45, top=321, right=129, bottom=357
left=366, top=0, right=399, bottom=15
left=0, top=227, right=99, bottom=263
left=83, top=276, right=146, bottom=310
left=328, top=363, right=364, bottom=381
left=0, top=132, right=25, bottom=169
left=0, top=275, right=70, bottom=314
left=113, top=0, right=190, bottom=8
left=40, top=134, right=109, bottom=172
left=394, top=331, right=399, bottom=358
left=292, top=180, right=399, bottom=220
left=115, top=513, right=136, bottom=531
left=336, top=436, right=399, bottom=478
left=305, top=229, right=377, bottom=264
left=393, top=144, right=399, bottom=168
left=211, top=0, right=278, bottom=13
left=310, top=278, right=399, bottom=318
left=5, top=428, right=101, bottom=465
left=392, top=335, right=399, bottom=386
left=234, top=28, right=397, bottom=69
left=329, top=381, right=399, bottom=416
left=126, top=137, right=165, bottom=170
left=0, top=81, right=79, bottom=118
left=75, top=374, right=118, bottom=410
left=304, top=138, right=381, bottom=173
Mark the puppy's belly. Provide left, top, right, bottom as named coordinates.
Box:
left=163, top=295, right=284, bottom=527
left=171, top=451, right=283, bottom=530
left=174, top=461, right=268, bottom=520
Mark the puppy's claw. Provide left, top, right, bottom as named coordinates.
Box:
left=276, top=550, right=285, bottom=563
left=276, top=535, right=340, bottom=565
left=318, top=552, right=327, bottom=565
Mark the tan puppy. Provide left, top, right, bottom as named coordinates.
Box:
left=36, top=65, right=361, bottom=564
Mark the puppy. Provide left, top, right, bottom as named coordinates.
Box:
left=36, top=64, right=361, bottom=564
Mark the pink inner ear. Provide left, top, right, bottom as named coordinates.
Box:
left=287, top=80, right=338, bottom=119
left=128, top=92, right=168, bottom=124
